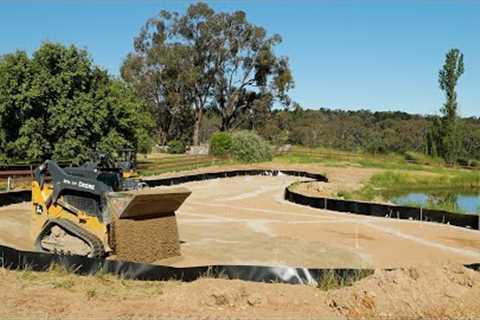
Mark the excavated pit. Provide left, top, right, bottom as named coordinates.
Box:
left=112, top=213, right=181, bottom=263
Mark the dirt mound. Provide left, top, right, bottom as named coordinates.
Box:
left=0, top=263, right=479, bottom=319
left=112, top=213, right=181, bottom=263
left=327, top=263, right=480, bottom=319
left=292, top=166, right=379, bottom=197
left=105, top=187, right=190, bottom=263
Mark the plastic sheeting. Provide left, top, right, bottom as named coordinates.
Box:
left=284, top=185, right=480, bottom=230
left=0, top=190, right=31, bottom=206
left=144, top=169, right=328, bottom=187
left=0, top=244, right=371, bottom=285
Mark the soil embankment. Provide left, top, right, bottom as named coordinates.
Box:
left=0, top=263, right=478, bottom=319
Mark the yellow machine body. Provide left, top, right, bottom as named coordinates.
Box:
left=31, top=176, right=191, bottom=259
left=31, top=180, right=110, bottom=252
left=122, top=169, right=138, bottom=179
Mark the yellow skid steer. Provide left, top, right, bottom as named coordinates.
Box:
left=31, top=160, right=190, bottom=262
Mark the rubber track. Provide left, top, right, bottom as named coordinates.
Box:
left=35, top=219, right=105, bottom=258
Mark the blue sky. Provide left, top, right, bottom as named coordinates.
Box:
left=1, top=1, right=479, bottom=116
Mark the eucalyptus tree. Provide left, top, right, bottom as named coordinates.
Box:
left=123, top=2, right=294, bottom=145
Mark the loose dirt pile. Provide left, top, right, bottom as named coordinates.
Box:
left=327, top=263, right=480, bottom=319
left=112, top=213, right=181, bottom=263
left=106, top=187, right=190, bottom=263
left=292, top=166, right=380, bottom=197
left=0, top=263, right=478, bottom=319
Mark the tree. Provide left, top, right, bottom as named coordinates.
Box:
left=0, top=42, right=153, bottom=163
left=123, top=2, right=294, bottom=145
left=0, top=50, right=36, bottom=161
left=122, top=42, right=196, bottom=145
left=430, top=48, right=464, bottom=163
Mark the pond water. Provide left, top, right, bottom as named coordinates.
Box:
left=390, top=189, right=480, bottom=214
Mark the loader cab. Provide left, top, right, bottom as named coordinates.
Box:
left=65, top=164, right=123, bottom=192
left=121, top=148, right=136, bottom=168
left=117, top=148, right=137, bottom=178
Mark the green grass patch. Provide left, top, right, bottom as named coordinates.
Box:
left=399, top=199, right=466, bottom=213
left=404, top=151, right=445, bottom=166
left=346, top=170, right=480, bottom=213
left=316, top=269, right=372, bottom=291
left=336, top=190, right=353, bottom=200
left=274, top=146, right=452, bottom=172
left=138, top=159, right=233, bottom=176
left=367, top=170, right=480, bottom=192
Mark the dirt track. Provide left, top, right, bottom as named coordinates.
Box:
left=1, top=171, right=480, bottom=268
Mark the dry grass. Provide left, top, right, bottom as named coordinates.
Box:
left=0, top=263, right=478, bottom=319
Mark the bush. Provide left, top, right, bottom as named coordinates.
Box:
left=209, top=132, right=233, bottom=157
left=231, top=131, right=272, bottom=163
left=470, top=159, right=480, bottom=168
left=167, top=140, right=186, bottom=154
left=404, top=151, right=444, bottom=166
left=457, top=158, right=480, bottom=168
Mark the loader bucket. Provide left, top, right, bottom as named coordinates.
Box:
left=106, top=187, right=191, bottom=220
left=106, top=187, right=191, bottom=263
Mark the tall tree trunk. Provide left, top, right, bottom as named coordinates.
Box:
left=192, top=108, right=203, bottom=146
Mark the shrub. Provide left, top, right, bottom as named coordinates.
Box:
left=470, top=159, right=480, bottom=168
left=231, top=131, right=272, bottom=163
left=457, top=157, right=480, bottom=168
left=404, top=151, right=444, bottom=166
left=336, top=191, right=353, bottom=200
left=167, top=140, right=186, bottom=154
left=209, top=132, right=233, bottom=157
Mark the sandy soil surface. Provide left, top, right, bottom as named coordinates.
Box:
left=1, top=166, right=480, bottom=318
left=0, top=201, right=32, bottom=250
left=0, top=263, right=478, bottom=319
left=145, top=162, right=379, bottom=198
left=1, top=172, right=480, bottom=268
left=166, top=174, right=480, bottom=268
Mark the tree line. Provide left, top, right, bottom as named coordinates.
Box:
left=0, top=2, right=475, bottom=164
left=259, top=107, right=480, bottom=162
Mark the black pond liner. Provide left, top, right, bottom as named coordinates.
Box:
left=0, top=244, right=372, bottom=285
left=0, top=190, right=31, bottom=206
left=143, top=169, right=328, bottom=187
left=284, top=185, right=480, bottom=230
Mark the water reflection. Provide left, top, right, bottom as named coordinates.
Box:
left=390, top=189, right=480, bottom=214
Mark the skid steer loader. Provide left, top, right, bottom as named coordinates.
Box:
left=31, top=160, right=191, bottom=262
